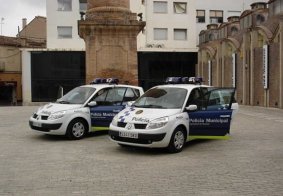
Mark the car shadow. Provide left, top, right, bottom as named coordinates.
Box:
left=114, top=139, right=215, bottom=155
left=32, top=134, right=69, bottom=141
left=86, top=130, right=108, bottom=138
left=31, top=130, right=109, bottom=141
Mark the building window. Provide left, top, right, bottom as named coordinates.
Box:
left=196, top=10, right=205, bottom=23
left=210, top=10, right=223, bottom=24
left=57, top=26, right=72, bottom=38
left=153, top=1, right=168, bottom=13
left=154, top=28, right=168, bottom=40
left=174, top=29, right=187, bottom=40
left=173, top=2, right=187, bottom=14
left=58, top=0, right=72, bottom=11
left=230, top=26, right=238, bottom=36
left=80, top=3, right=87, bottom=12
left=256, top=14, right=265, bottom=25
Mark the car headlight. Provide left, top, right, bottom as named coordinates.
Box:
left=146, top=117, right=169, bottom=129
left=111, top=114, right=119, bottom=126
left=48, top=111, right=66, bottom=120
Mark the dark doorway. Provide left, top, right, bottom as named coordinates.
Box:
left=138, top=52, right=197, bottom=90
left=31, top=51, right=86, bottom=102
left=0, top=82, right=16, bottom=106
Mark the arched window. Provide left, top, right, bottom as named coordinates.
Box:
left=231, top=26, right=238, bottom=36
left=256, top=14, right=265, bottom=25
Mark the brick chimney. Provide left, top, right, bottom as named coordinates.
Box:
left=22, top=18, right=27, bottom=30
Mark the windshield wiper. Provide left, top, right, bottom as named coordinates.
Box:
left=134, top=104, right=166, bottom=109
left=57, top=100, right=70, bottom=104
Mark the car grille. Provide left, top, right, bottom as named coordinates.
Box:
left=134, top=124, right=147, bottom=129
left=41, top=116, right=48, bottom=120
left=117, top=122, right=127, bottom=128
left=117, top=122, right=147, bottom=129
left=32, top=114, right=48, bottom=120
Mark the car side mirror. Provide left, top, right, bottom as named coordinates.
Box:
left=185, top=104, right=198, bottom=112
left=126, top=101, right=134, bottom=107
left=88, top=101, right=97, bottom=107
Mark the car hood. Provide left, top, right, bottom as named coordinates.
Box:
left=117, top=107, right=181, bottom=124
left=36, top=103, right=83, bottom=116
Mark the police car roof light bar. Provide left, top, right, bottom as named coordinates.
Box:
left=165, top=77, right=182, bottom=84
left=188, top=77, right=203, bottom=84
left=106, top=78, right=119, bottom=85
left=90, top=78, right=119, bottom=85
left=165, top=77, right=204, bottom=85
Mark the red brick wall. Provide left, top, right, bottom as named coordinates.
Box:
left=202, top=62, right=209, bottom=85
left=245, top=50, right=251, bottom=105
left=212, top=60, right=218, bottom=86
left=236, top=53, right=244, bottom=104
left=268, top=43, right=280, bottom=108
left=253, top=48, right=265, bottom=106
left=224, top=56, right=233, bottom=87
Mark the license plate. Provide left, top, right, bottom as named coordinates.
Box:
left=33, top=122, right=42, bottom=127
left=119, top=131, right=138, bottom=139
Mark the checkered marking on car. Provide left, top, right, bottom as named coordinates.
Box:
left=118, top=107, right=135, bottom=123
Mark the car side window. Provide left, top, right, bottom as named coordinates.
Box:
left=90, top=88, right=110, bottom=105
left=186, top=88, right=201, bottom=109
left=90, top=87, right=127, bottom=106
left=105, top=87, right=127, bottom=105
left=123, top=88, right=139, bottom=104
left=204, top=88, right=235, bottom=111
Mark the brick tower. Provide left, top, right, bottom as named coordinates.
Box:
left=78, top=0, right=145, bottom=84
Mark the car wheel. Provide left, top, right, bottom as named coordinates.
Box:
left=167, top=127, right=186, bottom=153
left=66, top=119, right=87, bottom=140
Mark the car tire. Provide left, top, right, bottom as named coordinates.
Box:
left=167, top=127, right=186, bottom=153
left=66, top=118, right=88, bottom=140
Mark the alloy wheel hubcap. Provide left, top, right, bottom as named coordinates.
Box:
left=72, top=122, right=85, bottom=138
left=174, top=131, right=184, bottom=150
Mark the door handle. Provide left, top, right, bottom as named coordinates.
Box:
left=220, top=115, right=230, bottom=118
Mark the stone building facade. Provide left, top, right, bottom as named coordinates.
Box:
left=78, top=0, right=145, bottom=84
left=197, top=0, right=283, bottom=109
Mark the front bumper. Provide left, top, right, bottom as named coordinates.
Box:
left=29, top=116, right=67, bottom=135
left=109, top=124, right=173, bottom=148
left=109, top=130, right=166, bottom=145
left=29, top=121, right=62, bottom=132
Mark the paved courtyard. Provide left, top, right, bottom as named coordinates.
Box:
left=0, top=105, right=283, bottom=195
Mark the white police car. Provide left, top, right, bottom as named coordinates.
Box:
left=109, top=77, right=238, bottom=153
left=29, top=78, right=144, bottom=139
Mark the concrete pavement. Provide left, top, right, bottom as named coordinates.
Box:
left=0, top=105, right=282, bottom=195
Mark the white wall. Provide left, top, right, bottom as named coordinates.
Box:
left=21, top=49, right=32, bottom=105
left=46, top=0, right=268, bottom=51
left=131, top=0, right=197, bottom=52
left=46, top=0, right=85, bottom=50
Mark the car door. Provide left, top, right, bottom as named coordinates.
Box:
left=188, top=88, right=236, bottom=139
left=89, top=87, right=140, bottom=131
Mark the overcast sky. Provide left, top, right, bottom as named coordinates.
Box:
left=0, top=0, right=46, bottom=37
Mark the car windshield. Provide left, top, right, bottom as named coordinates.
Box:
left=133, top=87, right=187, bottom=109
left=56, top=87, right=96, bottom=104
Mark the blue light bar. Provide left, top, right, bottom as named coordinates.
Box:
left=90, top=78, right=119, bottom=85
left=189, top=77, right=203, bottom=84
left=165, top=77, right=182, bottom=84
left=165, top=77, right=203, bottom=85
left=106, top=78, right=119, bottom=84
